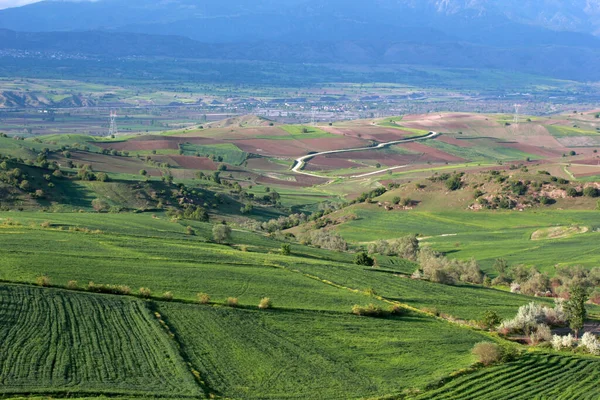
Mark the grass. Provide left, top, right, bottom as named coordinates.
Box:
left=179, top=143, right=247, bottom=165
left=547, top=125, right=600, bottom=137
left=425, top=140, right=537, bottom=162
left=414, top=353, right=600, bottom=400
left=0, top=215, right=388, bottom=313
left=276, top=125, right=336, bottom=139
left=0, top=283, right=200, bottom=398
left=334, top=208, right=600, bottom=274
left=157, top=302, right=488, bottom=399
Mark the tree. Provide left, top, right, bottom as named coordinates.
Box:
left=481, top=310, right=502, bottom=330
left=566, top=187, right=579, bottom=197
left=565, top=285, right=588, bottom=338
left=355, top=252, right=374, bottom=267
left=281, top=243, right=291, bottom=256
left=494, top=258, right=509, bottom=275
left=445, top=175, right=462, bottom=191
left=212, top=224, right=232, bottom=244
left=139, top=169, right=148, bottom=176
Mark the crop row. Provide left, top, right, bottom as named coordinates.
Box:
left=416, top=353, right=600, bottom=400
left=0, top=283, right=200, bottom=397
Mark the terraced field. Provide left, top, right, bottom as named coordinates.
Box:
left=158, top=302, right=487, bottom=399
left=0, top=284, right=200, bottom=398
left=415, top=353, right=600, bottom=400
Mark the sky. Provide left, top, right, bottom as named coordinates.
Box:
left=0, top=0, right=43, bottom=10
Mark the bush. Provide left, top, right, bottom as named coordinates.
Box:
left=552, top=334, right=575, bottom=351
left=86, top=282, right=131, bottom=295
left=583, top=187, right=599, bottom=198
left=355, top=252, right=375, bottom=266
left=226, top=297, right=239, bottom=307
left=258, top=297, right=272, bottom=309
left=280, top=243, right=291, bottom=256
left=66, top=280, right=78, bottom=289
left=471, top=342, right=502, bottom=366
left=530, top=324, right=552, bottom=345
left=566, top=187, right=579, bottom=197
left=197, top=293, right=211, bottom=304
left=445, top=175, right=463, bottom=191
left=580, top=332, right=600, bottom=355
left=162, top=291, right=174, bottom=301
left=36, top=275, right=50, bottom=287
left=352, top=304, right=386, bottom=317
left=139, top=287, right=152, bottom=298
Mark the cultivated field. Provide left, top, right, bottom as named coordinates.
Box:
left=0, top=284, right=200, bottom=398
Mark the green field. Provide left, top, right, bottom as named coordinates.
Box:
left=334, top=208, right=600, bottom=274
left=0, top=212, right=559, bottom=320
left=425, top=139, right=537, bottom=162
left=414, top=353, right=600, bottom=400
left=157, top=302, right=487, bottom=399
left=0, top=283, right=200, bottom=398
left=180, top=143, right=248, bottom=165
left=546, top=125, right=600, bottom=137
left=275, top=125, right=336, bottom=140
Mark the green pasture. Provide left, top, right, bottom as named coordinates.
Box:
left=425, top=139, right=538, bottom=162
left=334, top=208, right=600, bottom=274
left=0, top=211, right=551, bottom=319
left=275, top=125, right=336, bottom=140
left=547, top=125, right=600, bottom=137
left=158, top=303, right=487, bottom=399
left=179, top=142, right=247, bottom=165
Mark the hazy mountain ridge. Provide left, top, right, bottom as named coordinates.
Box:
left=2, top=0, right=600, bottom=38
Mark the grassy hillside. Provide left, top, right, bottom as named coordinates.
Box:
left=0, top=211, right=558, bottom=320
left=157, top=303, right=487, bottom=399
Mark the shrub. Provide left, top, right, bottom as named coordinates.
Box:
left=352, top=304, right=386, bottom=317
left=389, top=304, right=405, bottom=316
left=87, top=282, right=132, bottom=295
left=580, top=332, right=600, bottom=355
left=566, top=187, right=579, bottom=197
left=583, top=187, right=599, bottom=198
left=552, top=334, right=575, bottom=351
left=355, top=252, right=374, bottom=266
left=530, top=324, right=552, bottom=345
left=226, top=297, right=239, bottom=307
left=472, top=342, right=502, bottom=366
left=162, top=291, right=174, bottom=301
left=280, top=244, right=291, bottom=256
left=91, top=198, right=109, bottom=212
left=66, top=280, right=78, bottom=289
left=139, top=287, right=152, bottom=298
left=197, top=293, right=211, bottom=304
left=258, top=297, right=272, bottom=309
left=36, top=275, right=50, bottom=287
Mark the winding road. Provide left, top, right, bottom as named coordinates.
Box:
left=291, top=131, right=439, bottom=179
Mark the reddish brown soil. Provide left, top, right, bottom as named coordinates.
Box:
left=402, top=142, right=466, bottom=162
left=572, top=158, right=600, bottom=166
left=65, top=152, right=163, bottom=176
left=98, top=136, right=222, bottom=151
left=500, top=142, right=565, bottom=158
left=234, top=137, right=366, bottom=157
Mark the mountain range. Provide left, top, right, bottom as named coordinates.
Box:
left=1, top=0, right=600, bottom=82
